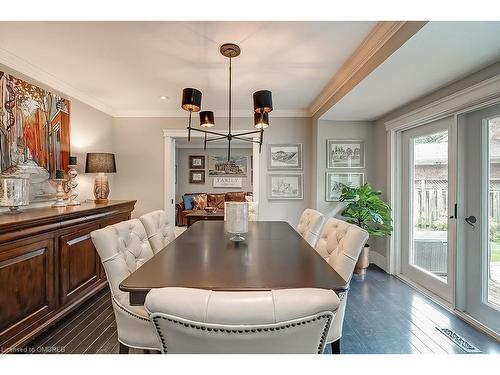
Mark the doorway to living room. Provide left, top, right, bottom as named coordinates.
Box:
left=163, top=129, right=260, bottom=228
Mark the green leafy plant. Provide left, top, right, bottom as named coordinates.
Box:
left=339, top=183, right=393, bottom=237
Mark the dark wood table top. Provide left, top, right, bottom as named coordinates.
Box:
left=120, top=221, right=348, bottom=305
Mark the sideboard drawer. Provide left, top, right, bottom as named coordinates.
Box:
left=0, top=237, right=55, bottom=349
left=59, top=223, right=103, bottom=306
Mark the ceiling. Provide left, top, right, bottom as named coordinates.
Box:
left=0, top=21, right=376, bottom=117
left=321, top=21, right=500, bottom=121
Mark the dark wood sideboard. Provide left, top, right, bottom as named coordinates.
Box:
left=0, top=200, right=136, bottom=352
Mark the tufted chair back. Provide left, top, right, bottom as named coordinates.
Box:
left=296, top=209, right=325, bottom=247
left=248, top=202, right=258, bottom=221
left=315, top=218, right=369, bottom=282
left=314, top=218, right=368, bottom=345
left=145, top=287, right=340, bottom=354
left=139, top=210, right=176, bottom=253
left=91, top=219, right=155, bottom=303
left=91, top=219, right=161, bottom=351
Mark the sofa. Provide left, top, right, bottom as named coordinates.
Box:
left=176, top=191, right=252, bottom=226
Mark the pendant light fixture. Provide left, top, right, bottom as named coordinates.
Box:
left=181, top=43, right=273, bottom=161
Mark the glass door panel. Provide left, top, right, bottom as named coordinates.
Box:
left=401, top=117, right=454, bottom=302
left=411, top=131, right=449, bottom=282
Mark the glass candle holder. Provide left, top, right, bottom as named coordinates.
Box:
left=225, top=202, right=249, bottom=242
left=0, top=177, right=30, bottom=211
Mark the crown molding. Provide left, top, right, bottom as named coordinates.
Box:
left=309, top=21, right=428, bottom=118
left=114, top=109, right=311, bottom=118
left=0, top=46, right=116, bottom=116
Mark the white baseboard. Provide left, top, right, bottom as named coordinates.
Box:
left=369, top=250, right=387, bottom=272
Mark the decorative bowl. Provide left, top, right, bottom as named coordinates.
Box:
left=205, top=207, right=217, bottom=214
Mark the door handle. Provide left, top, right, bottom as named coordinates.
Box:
left=465, top=215, right=477, bottom=228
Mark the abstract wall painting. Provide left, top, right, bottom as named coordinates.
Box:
left=0, top=72, right=71, bottom=202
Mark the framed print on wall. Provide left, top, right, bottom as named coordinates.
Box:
left=325, top=172, right=364, bottom=201
left=189, top=170, right=205, bottom=184
left=267, top=174, right=303, bottom=200
left=189, top=155, right=205, bottom=169
left=267, top=144, right=302, bottom=170
left=208, top=155, right=247, bottom=176
left=327, top=139, right=365, bottom=168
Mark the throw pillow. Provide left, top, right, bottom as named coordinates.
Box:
left=193, top=194, right=207, bottom=210
left=183, top=195, right=194, bottom=210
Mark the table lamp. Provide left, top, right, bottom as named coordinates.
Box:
left=225, top=202, right=249, bottom=242
left=85, top=153, right=116, bottom=203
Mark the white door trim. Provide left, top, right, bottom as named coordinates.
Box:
left=385, top=74, right=500, bottom=276
left=162, top=129, right=260, bottom=225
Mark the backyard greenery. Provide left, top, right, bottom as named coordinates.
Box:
left=339, top=183, right=393, bottom=237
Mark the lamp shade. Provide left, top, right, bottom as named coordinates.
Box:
left=181, top=88, right=202, bottom=112
left=85, top=153, right=117, bottom=173
left=254, top=112, right=269, bottom=129
left=200, top=111, right=215, bottom=128
left=253, top=90, right=273, bottom=113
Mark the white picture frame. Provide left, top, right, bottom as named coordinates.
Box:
left=267, top=174, right=303, bottom=200
left=213, top=176, right=242, bottom=188
left=327, top=139, right=365, bottom=169
left=268, top=144, right=303, bottom=170
left=325, top=172, right=364, bottom=201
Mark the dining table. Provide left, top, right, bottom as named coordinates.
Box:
left=119, top=221, right=349, bottom=306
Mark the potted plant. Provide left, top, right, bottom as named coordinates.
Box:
left=339, top=183, right=393, bottom=275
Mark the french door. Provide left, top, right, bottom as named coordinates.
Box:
left=401, top=117, right=455, bottom=302
left=456, top=103, right=500, bottom=335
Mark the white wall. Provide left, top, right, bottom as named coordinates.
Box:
left=112, top=116, right=312, bottom=225
left=175, top=146, right=253, bottom=202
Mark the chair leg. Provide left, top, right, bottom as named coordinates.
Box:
left=330, top=339, right=341, bottom=354
left=119, top=342, right=130, bottom=354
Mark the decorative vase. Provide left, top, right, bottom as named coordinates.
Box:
left=354, top=244, right=370, bottom=275
left=226, top=202, right=248, bottom=242
left=0, top=177, right=30, bottom=211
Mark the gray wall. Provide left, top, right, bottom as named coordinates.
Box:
left=175, top=147, right=253, bottom=202
left=112, top=116, right=312, bottom=225
left=314, top=120, right=374, bottom=216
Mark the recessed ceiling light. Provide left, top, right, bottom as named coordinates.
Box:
left=160, top=95, right=168, bottom=100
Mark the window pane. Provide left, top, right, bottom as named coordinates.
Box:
left=411, top=131, right=448, bottom=282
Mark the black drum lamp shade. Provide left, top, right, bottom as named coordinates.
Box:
left=85, top=153, right=117, bottom=173
left=253, top=90, right=273, bottom=113
left=181, top=88, right=202, bottom=112
left=200, top=111, right=215, bottom=128
left=254, top=112, right=269, bottom=129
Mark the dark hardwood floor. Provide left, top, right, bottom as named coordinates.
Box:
left=22, top=265, right=500, bottom=354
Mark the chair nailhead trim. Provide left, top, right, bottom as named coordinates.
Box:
left=151, top=314, right=332, bottom=354
left=112, top=296, right=149, bottom=322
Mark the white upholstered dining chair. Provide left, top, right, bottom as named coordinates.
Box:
left=296, top=208, right=325, bottom=247
left=139, top=210, right=176, bottom=253
left=91, top=219, right=161, bottom=353
left=144, top=287, right=340, bottom=354
left=315, top=218, right=369, bottom=353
